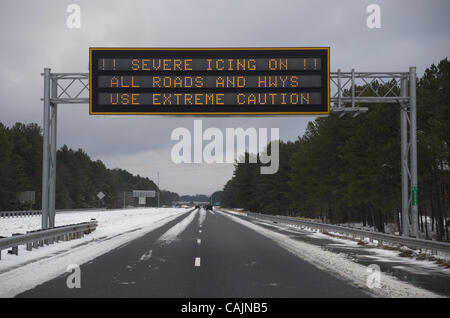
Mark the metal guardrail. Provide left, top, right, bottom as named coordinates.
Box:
left=240, top=211, right=450, bottom=255
left=0, top=208, right=107, bottom=218
left=0, top=220, right=98, bottom=260
left=0, top=210, right=42, bottom=218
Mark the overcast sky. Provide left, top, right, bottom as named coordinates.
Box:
left=1, top=0, right=449, bottom=195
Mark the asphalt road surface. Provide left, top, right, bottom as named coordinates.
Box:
left=18, top=209, right=369, bottom=298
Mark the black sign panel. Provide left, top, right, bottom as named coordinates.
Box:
left=89, top=48, right=330, bottom=115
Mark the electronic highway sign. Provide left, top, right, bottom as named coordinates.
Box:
left=89, top=48, right=330, bottom=115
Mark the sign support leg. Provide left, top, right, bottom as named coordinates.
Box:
left=409, top=67, right=419, bottom=238
left=41, top=68, right=51, bottom=230
left=48, top=77, right=58, bottom=228
left=400, top=77, right=410, bottom=237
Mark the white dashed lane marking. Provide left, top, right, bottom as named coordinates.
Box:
left=195, top=211, right=203, bottom=267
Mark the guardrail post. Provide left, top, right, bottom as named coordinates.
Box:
left=9, top=233, right=21, bottom=256
left=10, top=246, right=18, bottom=256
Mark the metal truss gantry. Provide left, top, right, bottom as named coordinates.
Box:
left=41, top=68, right=419, bottom=237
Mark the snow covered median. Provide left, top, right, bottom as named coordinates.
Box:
left=0, top=208, right=190, bottom=297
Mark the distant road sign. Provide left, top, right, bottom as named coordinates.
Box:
left=97, top=192, right=105, bottom=200
left=90, top=47, right=330, bottom=115
left=133, top=190, right=156, bottom=198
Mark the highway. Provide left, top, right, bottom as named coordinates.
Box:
left=17, top=208, right=369, bottom=298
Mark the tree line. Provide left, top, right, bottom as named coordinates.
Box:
left=221, top=59, right=450, bottom=241
left=0, top=124, right=179, bottom=210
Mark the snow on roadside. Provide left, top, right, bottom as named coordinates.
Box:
left=218, top=210, right=441, bottom=298
left=0, top=208, right=190, bottom=297
left=199, top=209, right=206, bottom=227
left=260, top=217, right=450, bottom=273
left=158, top=208, right=198, bottom=244
left=0, top=208, right=188, bottom=238
left=217, top=208, right=247, bottom=216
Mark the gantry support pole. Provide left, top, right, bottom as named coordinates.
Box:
left=400, top=77, right=410, bottom=237
left=48, top=76, right=58, bottom=228
left=409, top=67, right=419, bottom=238
left=41, top=68, right=51, bottom=229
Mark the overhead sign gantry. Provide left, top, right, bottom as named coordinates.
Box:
left=41, top=47, right=419, bottom=239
